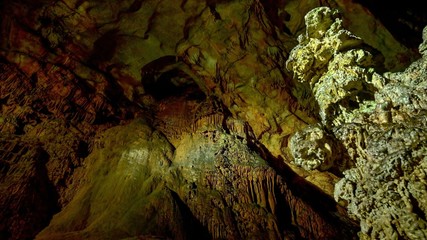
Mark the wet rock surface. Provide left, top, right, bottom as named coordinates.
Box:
left=0, top=1, right=425, bottom=239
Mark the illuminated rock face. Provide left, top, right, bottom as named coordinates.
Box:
left=334, top=28, right=427, bottom=240
left=286, top=7, right=386, bottom=128
left=289, top=123, right=343, bottom=171
left=0, top=0, right=426, bottom=239
left=35, top=119, right=357, bottom=240
left=288, top=7, right=427, bottom=239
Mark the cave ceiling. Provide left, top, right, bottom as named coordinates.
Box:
left=0, top=0, right=426, bottom=239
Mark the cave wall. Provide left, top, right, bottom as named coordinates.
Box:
left=0, top=0, right=426, bottom=239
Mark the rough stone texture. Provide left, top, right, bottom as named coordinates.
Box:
left=0, top=0, right=425, bottom=239
left=333, top=0, right=419, bottom=71
left=334, top=29, right=427, bottom=239
left=286, top=7, right=386, bottom=128
left=0, top=59, right=132, bottom=239
left=289, top=123, right=344, bottom=171
left=0, top=135, right=58, bottom=240
left=335, top=123, right=427, bottom=239
left=281, top=0, right=417, bottom=71
left=288, top=8, right=427, bottom=239
left=36, top=119, right=357, bottom=240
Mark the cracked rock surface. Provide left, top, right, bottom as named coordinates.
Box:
left=0, top=0, right=425, bottom=239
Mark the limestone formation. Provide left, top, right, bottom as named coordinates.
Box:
left=286, top=7, right=386, bottom=128
left=1, top=0, right=426, bottom=239
left=334, top=124, right=427, bottom=239
left=36, top=119, right=357, bottom=240
left=334, top=28, right=427, bottom=239
left=287, top=7, right=427, bottom=239
left=289, top=124, right=340, bottom=171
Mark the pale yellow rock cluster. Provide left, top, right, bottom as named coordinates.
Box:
left=287, top=7, right=427, bottom=239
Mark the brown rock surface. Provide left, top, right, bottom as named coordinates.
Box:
left=0, top=0, right=425, bottom=239
left=36, top=119, right=357, bottom=239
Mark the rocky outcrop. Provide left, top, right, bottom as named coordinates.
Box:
left=36, top=119, right=358, bottom=240
left=287, top=7, right=427, bottom=239
left=36, top=119, right=184, bottom=240
left=289, top=123, right=346, bottom=171
left=335, top=27, right=427, bottom=239
left=286, top=7, right=386, bottom=128
left=0, top=27, right=134, bottom=240
left=335, top=123, right=427, bottom=239
left=1, top=0, right=425, bottom=239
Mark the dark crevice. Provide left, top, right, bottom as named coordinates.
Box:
left=32, top=150, right=60, bottom=239
left=169, top=190, right=212, bottom=240
left=141, top=56, right=206, bottom=101
left=409, top=194, right=427, bottom=223
left=76, top=140, right=89, bottom=158
left=355, top=0, right=427, bottom=49
left=88, top=29, right=119, bottom=65
left=147, top=69, right=201, bottom=100
left=14, top=119, right=25, bottom=135
left=127, top=0, right=143, bottom=13
left=246, top=138, right=360, bottom=239
left=0, top=160, right=10, bottom=177
left=273, top=184, right=301, bottom=239
left=259, top=0, right=291, bottom=34
left=208, top=5, right=221, bottom=20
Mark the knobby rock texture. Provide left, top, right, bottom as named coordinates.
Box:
left=0, top=0, right=425, bottom=240
left=288, top=7, right=427, bottom=240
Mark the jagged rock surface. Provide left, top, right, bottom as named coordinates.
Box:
left=288, top=7, right=427, bottom=240
left=37, top=119, right=357, bottom=240
left=0, top=0, right=424, bottom=239
left=335, top=28, right=427, bottom=240
left=0, top=59, right=133, bottom=239
left=286, top=7, right=386, bottom=128
left=0, top=135, right=58, bottom=240
left=289, top=123, right=345, bottom=171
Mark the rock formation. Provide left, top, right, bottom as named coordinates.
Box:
left=288, top=7, right=427, bottom=240
left=334, top=27, right=427, bottom=239
left=36, top=119, right=358, bottom=239
left=0, top=0, right=426, bottom=239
